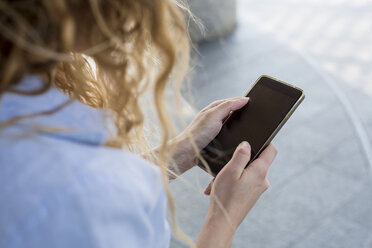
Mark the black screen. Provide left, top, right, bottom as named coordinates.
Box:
left=199, top=76, right=303, bottom=176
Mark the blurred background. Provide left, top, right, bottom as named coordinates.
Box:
left=168, top=0, right=372, bottom=247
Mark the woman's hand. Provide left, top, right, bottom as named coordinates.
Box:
left=181, top=96, right=249, bottom=151
left=168, top=97, right=249, bottom=177
left=145, top=96, right=249, bottom=180
left=196, top=141, right=277, bottom=248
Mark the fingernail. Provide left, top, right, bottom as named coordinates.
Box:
left=241, top=141, right=249, bottom=147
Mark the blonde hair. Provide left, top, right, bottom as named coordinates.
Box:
left=0, top=0, right=194, bottom=246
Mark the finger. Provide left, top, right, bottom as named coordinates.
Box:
left=220, top=141, right=251, bottom=179
left=222, top=110, right=233, bottom=123
left=252, top=143, right=278, bottom=172
left=206, top=96, right=244, bottom=109
left=202, top=96, right=245, bottom=112
left=220, top=97, right=250, bottom=122
left=209, top=97, right=249, bottom=121
left=203, top=179, right=214, bottom=195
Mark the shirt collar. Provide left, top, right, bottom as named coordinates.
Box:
left=0, top=75, right=114, bottom=146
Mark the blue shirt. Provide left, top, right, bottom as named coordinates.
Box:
left=0, top=76, right=170, bottom=248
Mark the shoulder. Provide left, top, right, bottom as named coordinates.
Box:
left=76, top=144, right=165, bottom=210
left=0, top=135, right=169, bottom=248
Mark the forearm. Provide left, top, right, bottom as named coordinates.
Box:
left=196, top=211, right=236, bottom=248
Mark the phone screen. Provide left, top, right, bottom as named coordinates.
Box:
left=199, top=76, right=303, bottom=176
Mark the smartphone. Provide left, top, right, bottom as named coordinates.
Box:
left=197, top=75, right=305, bottom=176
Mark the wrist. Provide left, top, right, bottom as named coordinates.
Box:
left=206, top=209, right=237, bottom=235
left=166, top=133, right=197, bottom=178
left=174, top=132, right=197, bottom=164
left=196, top=211, right=236, bottom=248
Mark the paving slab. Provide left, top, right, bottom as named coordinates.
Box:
left=169, top=0, right=372, bottom=247
left=333, top=183, right=372, bottom=231
left=293, top=215, right=371, bottom=248
left=238, top=166, right=364, bottom=248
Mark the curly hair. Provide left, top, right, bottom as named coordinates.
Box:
left=0, top=0, right=193, bottom=246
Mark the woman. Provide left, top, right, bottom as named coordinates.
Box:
left=0, top=1, right=277, bottom=247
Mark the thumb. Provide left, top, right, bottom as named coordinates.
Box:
left=220, top=141, right=251, bottom=178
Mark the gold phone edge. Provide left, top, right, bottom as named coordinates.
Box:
left=249, top=75, right=305, bottom=162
